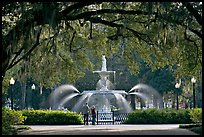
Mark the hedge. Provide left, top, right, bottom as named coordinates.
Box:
left=20, top=109, right=83, bottom=125
left=123, top=108, right=199, bottom=124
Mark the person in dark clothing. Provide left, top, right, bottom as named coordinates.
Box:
left=83, top=103, right=90, bottom=125
left=91, top=105, right=96, bottom=125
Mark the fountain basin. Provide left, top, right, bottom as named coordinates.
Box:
left=81, top=90, right=128, bottom=95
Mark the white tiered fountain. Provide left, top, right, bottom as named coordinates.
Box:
left=48, top=55, right=163, bottom=114
left=49, top=55, right=132, bottom=114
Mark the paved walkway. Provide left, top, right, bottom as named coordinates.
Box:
left=17, top=124, right=199, bottom=135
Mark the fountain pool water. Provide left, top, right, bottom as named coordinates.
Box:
left=48, top=55, right=163, bottom=115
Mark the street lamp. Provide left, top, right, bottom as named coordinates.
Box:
left=191, top=77, right=196, bottom=108
left=31, top=84, right=35, bottom=90
left=175, top=83, right=180, bottom=110
left=31, top=84, right=35, bottom=109
left=10, top=77, right=15, bottom=109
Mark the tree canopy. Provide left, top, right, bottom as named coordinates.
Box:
left=2, top=2, right=202, bottom=88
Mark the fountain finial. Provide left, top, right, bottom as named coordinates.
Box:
left=101, top=55, right=107, bottom=71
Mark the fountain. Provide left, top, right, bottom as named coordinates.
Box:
left=128, top=83, right=163, bottom=109
left=48, top=55, right=163, bottom=114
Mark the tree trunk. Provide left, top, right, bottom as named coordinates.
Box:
left=21, top=82, right=27, bottom=109
left=130, top=94, right=135, bottom=110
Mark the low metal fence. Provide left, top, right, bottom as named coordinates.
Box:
left=83, top=111, right=129, bottom=125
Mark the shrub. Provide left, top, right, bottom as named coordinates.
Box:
left=20, top=109, right=83, bottom=125
left=2, top=107, right=25, bottom=135
left=165, top=109, right=192, bottom=124
left=124, top=108, right=192, bottom=124
left=189, top=108, right=202, bottom=124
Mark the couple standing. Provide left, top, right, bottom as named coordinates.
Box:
left=83, top=103, right=96, bottom=125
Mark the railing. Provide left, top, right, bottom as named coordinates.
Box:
left=83, top=111, right=129, bottom=125
left=114, top=112, right=129, bottom=124
left=96, top=112, right=114, bottom=125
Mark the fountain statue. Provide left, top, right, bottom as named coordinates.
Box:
left=48, top=55, right=163, bottom=115
left=101, top=55, right=107, bottom=71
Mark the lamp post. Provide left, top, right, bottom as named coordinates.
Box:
left=175, top=83, right=180, bottom=110
left=191, top=77, right=196, bottom=108
left=31, top=84, right=35, bottom=90
left=31, top=84, right=35, bottom=109
left=10, top=77, right=15, bottom=109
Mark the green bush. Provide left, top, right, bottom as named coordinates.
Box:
left=189, top=108, right=202, bottom=124
left=2, top=107, right=25, bottom=135
left=124, top=108, right=192, bottom=124
left=20, top=109, right=83, bottom=125
left=165, top=109, right=191, bottom=124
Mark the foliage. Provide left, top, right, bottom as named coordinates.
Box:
left=2, top=2, right=202, bottom=89
left=2, top=106, right=26, bottom=135
left=17, top=125, right=31, bottom=130
left=189, top=108, right=202, bottom=124
left=137, top=61, right=176, bottom=95
left=2, top=3, right=202, bottom=124
left=124, top=108, right=192, bottom=124
left=20, top=109, right=83, bottom=125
